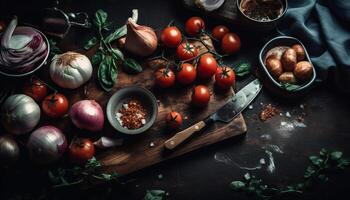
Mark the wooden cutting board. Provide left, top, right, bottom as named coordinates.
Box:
left=183, top=0, right=240, bottom=23
left=38, top=35, right=247, bottom=176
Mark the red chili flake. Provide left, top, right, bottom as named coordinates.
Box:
left=260, top=104, right=279, bottom=121
left=117, top=100, right=147, bottom=129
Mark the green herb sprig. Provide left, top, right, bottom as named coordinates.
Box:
left=230, top=149, right=350, bottom=200
left=85, top=9, right=142, bottom=92
left=280, top=82, right=300, bottom=91
left=48, top=157, right=118, bottom=188
left=144, top=190, right=167, bottom=200
left=235, top=62, right=251, bottom=77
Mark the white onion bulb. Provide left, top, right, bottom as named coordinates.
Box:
left=50, top=51, right=92, bottom=89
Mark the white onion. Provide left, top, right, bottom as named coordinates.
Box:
left=1, top=94, right=40, bottom=135
left=27, top=126, right=67, bottom=164
left=50, top=52, right=92, bottom=89
left=70, top=100, right=104, bottom=132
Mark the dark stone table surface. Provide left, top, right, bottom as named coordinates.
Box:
left=1, top=0, right=349, bottom=199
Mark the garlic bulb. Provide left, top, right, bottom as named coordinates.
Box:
left=195, top=0, right=226, bottom=12
left=124, top=18, right=158, bottom=57
left=50, top=52, right=92, bottom=89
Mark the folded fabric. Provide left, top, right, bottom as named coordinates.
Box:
left=277, top=0, right=350, bottom=94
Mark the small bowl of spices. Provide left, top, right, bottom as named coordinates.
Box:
left=106, top=86, right=158, bottom=135
left=236, top=0, right=288, bottom=31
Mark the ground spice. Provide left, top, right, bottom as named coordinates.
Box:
left=116, top=100, right=147, bottom=129
left=260, top=104, right=279, bottom=121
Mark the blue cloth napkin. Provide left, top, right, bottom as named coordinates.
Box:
left=277, top=0, right=350, bottom=93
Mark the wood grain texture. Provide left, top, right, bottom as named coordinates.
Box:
left=37, top=35, right=246, bottom=176
left=183, top=0, right=239, bottom=22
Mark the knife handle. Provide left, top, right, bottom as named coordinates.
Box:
left=164, top=121, right=206, bottom=150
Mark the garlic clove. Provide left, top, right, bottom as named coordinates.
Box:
left=195, top=0, right=226, bottom=12
left=124, top=18, right=158, bottom=57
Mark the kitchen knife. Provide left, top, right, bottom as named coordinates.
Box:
left=164, top=79, right=262, bottom=150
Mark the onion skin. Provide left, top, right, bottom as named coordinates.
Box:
left=70, top=100, right=104, bottom=132
left=266, top=57, right=283, bottom=78
left=124, top=18, right=158, bottom=57
left=1, top=94, right=40, bottom=135
left=281, top=48, right=297, bottom=72
left=278, top=72, right=297, bottom=84
left=292, top=44, right=306, bottom=61
left=0, top=135, right=20, bottom=168
left=294, top=61, right=313, bottom=81
left=27, top=126, right=67, bottom=164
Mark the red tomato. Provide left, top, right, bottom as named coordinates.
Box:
left=166, top=111, right=183, bottom=129
left=197, top=54, right=218, bottom=79
left=185, top=17, right=205, bottom=36
left=192, top=85, right=211, bottom=107
left=68, top=138, right=95, bottom=164
left=161, top=26, right=182, bottom=48
left=212, top=25, right=230, bottom=40
left=176, top=42, right=199, bottom=61
left=215, top=66, right=236, bottom=89
left=42, top=93, right=69, bottom=118
left=155, top=68, right=175, bottom=88
left=221, top=33, right=241, bottom=54
left=177, top=63, right=197, bottom=85
left=23, top=78, right=48, bottom=102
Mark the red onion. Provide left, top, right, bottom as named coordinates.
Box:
left=70, top=100, right=104, bottom=132
left=0, top=17, right=48, bottom=74
left=27, top=126, right=67, bottom=164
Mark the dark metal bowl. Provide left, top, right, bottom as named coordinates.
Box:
left=258, top=36, right=317, bottom=97
left=236, top=0, right=288, bottom=32
left=106, top=86, right=158, bottom=135
left=0, top=26, right=50, bottom=77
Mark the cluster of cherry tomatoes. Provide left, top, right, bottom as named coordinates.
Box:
left=23, top=77, right=94, bottom=164
left=159, top=17, right=241, bottom=129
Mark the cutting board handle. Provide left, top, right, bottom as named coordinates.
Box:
left=164, top=121, right=206, bottom=150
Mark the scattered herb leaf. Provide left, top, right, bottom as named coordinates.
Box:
left=123, top=58, right=143, bottom=73
left=84, top=36, right=98, bottom=50
left=230, top=149, right=349, bottom=200
left=235, top=63, right=251, bottom=77
left=144, top=190, right=167, bottom=200
left=48, top=157, right=118, bottom=188
left=280, top=83, right=300, bottom=91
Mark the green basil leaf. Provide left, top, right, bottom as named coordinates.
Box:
left=98, top=56, right=118, bottom=91
left=144, top=190, right=166, bottom=200
left=280, top=83, right=300, bottom=91
left=309, top=156, right=323, bottom=167
left=330, top=151, right=343, bottom=161
left=92, top=51, right=104, bottom=65
left=93, top=9, right=108, bottom=28
left=123, top=58, right=142, bottom=73
left=105, top=25, right=127, bottom=43
left=85, top=157, right=102, bottom=169
left=235, top=63, right=251, bottom=77
left=84, top=36, right=98, bottom=50
left=110, top=48, right=124, bottom=61
left=230, top=181, right=246, bottom=191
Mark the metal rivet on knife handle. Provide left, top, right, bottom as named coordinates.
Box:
left=164, top=121, right=206, bottom=150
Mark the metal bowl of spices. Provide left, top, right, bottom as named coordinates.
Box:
left=106, top=86, right=158, bottom=135
left=236, top=0, right=288, bottom=32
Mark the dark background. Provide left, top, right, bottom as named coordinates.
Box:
left=1, top=0, right=350, bottom=199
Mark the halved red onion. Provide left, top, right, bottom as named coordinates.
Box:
left=0, top=17, right=48, bottom=74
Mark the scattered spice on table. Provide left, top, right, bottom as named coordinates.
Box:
left=115, top=100, right=147, bottom=129
left=260, top=104, right=279, bottom=121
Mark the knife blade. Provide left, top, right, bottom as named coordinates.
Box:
left=164, top=79, right=262, bottom=150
